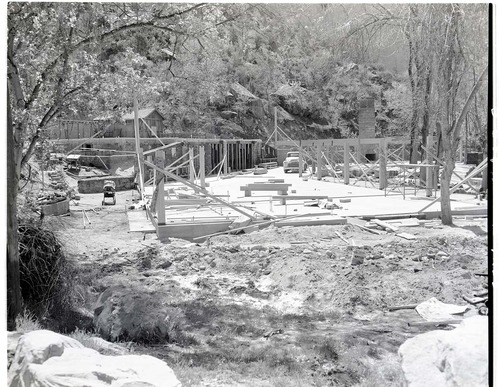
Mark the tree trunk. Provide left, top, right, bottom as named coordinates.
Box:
left=440, top=152, right=455, bottom=225
left=7, top=91, right=22, bottom=329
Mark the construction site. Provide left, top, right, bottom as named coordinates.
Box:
left=22, top=100, right=488, bottom=387
left=7, top=3, right=490, bottom=387
left=41, top=101, right=488, bottom=242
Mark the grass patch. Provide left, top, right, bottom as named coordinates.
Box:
left=15, top=309, right=43, bottom=333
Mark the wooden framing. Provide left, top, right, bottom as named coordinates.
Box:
left=144, top=159, right=257, bottom=220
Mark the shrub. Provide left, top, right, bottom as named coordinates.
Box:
left=15, top=309, right=43, bottom=333
left=18, top=221, right=79, bottom=331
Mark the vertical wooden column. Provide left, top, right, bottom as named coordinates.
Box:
left=146, top=155, right=153, bottom=185
left=188, top=147, right=195, bottom=183
left=379, top=139, right=387, bottom=190
left=425, top=135, right=434, bottom=197
left=299, top=140, right=303, bottom=177
left=316, top=142, right=323, bottom=180
left=237, top=143, right=241, bottom=171
left=223, top=140, right=228, bottom=175
left=343, top=142, right=350, bottom=185
left=133, top=96, right=144, bottom=200
left=274, top=107, right=278, bottom=144
left=138, top=148, right=145, bottom=196
left=155, top=150, right=165, bottom=225
left=199, top=145, right=206, bottom=189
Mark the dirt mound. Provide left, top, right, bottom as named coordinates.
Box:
left=47, top=210, right=488, bottom=387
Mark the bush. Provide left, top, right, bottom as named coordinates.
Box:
left=18, top=221, right=78, bottom=331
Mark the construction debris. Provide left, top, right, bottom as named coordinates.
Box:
left=396, top=232, right=417, bottom=240
left=371, top=219, right=399, bottom=232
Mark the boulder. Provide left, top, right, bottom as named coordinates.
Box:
left=8, top=330, right=84, bottom=386
left=398, top=316, right=488, bottom=387
left=7, top=332, right=24, bottom=368
left=93, top=284, right=185, bottom=343
left=8, top=330, right=181, bottom=387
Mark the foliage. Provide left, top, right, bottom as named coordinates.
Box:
left=18, top=218, right=77, bottom=328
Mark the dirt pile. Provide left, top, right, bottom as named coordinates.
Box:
left=46, top=210, right=489, bottom=386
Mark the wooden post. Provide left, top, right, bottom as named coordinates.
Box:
left=299, top=140, right=303, bottom=177
left=356, top=137, right=362, bottom=164
left=134, top=96, right=145, bottom=200
left=155, top=150, right=166, bottom=225
left=379, top=139, right=387, bottom=190
left=425, top=135, right=434, bottom=197
left=343, top=143, right=350, bottom=185
left=274, top=107, right=278, bottom=144
left=223, top=141, right=228, bottom=175
left=189, top=147, right=195, bottom=183
left=316, top=142, right=323, bottom=180
left=237, top=143, right=241, bottom=171
left=199, top=145, right=206, bottom=189
left=464, top=114, right=468, bottom=164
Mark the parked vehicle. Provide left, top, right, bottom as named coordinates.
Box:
left=283, top=151, right=307, bottom=173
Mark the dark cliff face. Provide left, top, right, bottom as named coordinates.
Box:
left=204, top=63, right=403, bottom=141
left=164, top=63, right=406, bottom=142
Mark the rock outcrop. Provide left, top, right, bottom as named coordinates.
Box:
left=398, top=316, right=488, bottom=387
left=8, top=330, right=181, bottom=387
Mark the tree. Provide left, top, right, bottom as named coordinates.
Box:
left=335, top=3, right=488, bottom=224
left=430, top=4, right=488, bottom=224
left=7, top=2, right=240, bottom=327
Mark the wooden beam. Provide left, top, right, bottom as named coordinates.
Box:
left=189, top=147, right=195, bottom=183
left=156, top=150, right=166, bottom=225
left=343, top=144, right=350, bottom=185
left=143, top=142, right=181, bottom=156
left=193, top=212, right=312, bottom=241
left=144, top=160, right=257, bottom=220
left=223, top=140, right=228, bottom=175
left=140, top=118, right=165, bottom=146
left=379, top=139, right=387, bottom=190
left=316, top=142, right=323, bottom=180
left=418, top=158, right=488, bottom=213
left=199, top=145, right=206, bottom=189
left=65, top=129, right=105, bottom=156
left=133, top=97, right=145, bottom=200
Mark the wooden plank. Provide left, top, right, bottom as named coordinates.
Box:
left=164, top=199, right=210, bottom=206
left=241, top=183, right=292, bottom=191
left=271, top=195, right=329, bottom=200
left=334, top=231, right=350, bottom=245
left=355, top=224, right=385, bottom=235
left=143, top=141, right=181, bottom=156
left=388, top=304, right=418, bottom=311
left=372, top=219, right=399, bottom=232
left=275, top=215, right=347, bottom=227
left=192, top=213, right=310, bottom=241
left=385, top=218, right=421, bottom=227
left=408, top=320, right=462, bottom=327
left=462, top=295, right=487, bottom=305
left=396, top=232, right=417, bottom=240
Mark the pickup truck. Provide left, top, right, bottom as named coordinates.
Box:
left=283, top=151, right=308, bottom=173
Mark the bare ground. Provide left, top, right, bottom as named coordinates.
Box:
left=45, top=191, right=489, bottom=386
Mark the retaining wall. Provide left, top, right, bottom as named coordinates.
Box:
left=77, top=176, right=136, bottom=194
